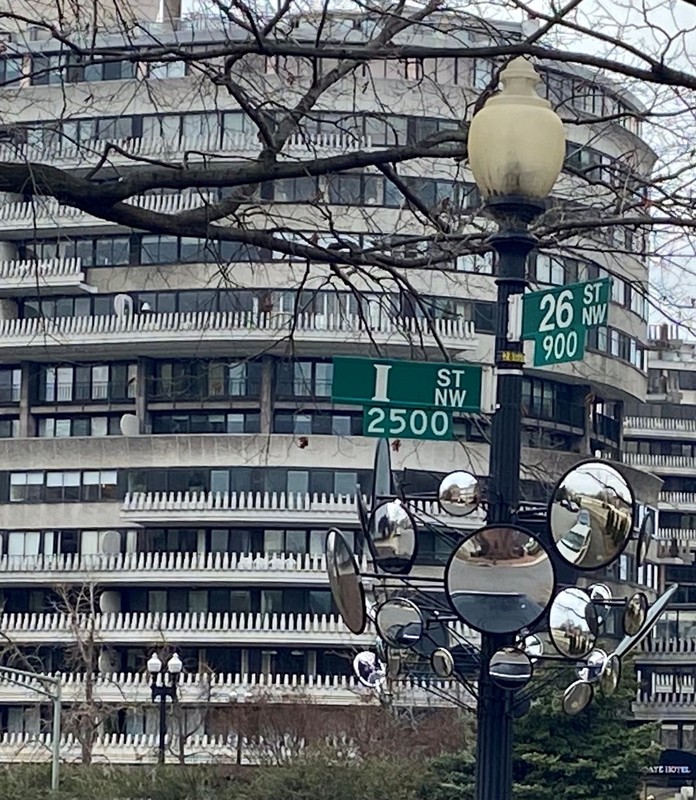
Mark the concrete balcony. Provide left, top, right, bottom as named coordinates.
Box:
left=633, top=690, right=696, bottom=721
left=660, top=493, right=696, bottom=512
left=624, top=416, right=696, bottom=440
left=0, top=670, right=464, bottom=710
left=0, top=551, right=333, bottom=587
left=0, top=611, right=375, bottom=647
left=0, top=131, right=372, bottom=173
left=0, top=192, right=217, bottom=234
left=120, top=490, right=486, bottom=529
left=0, top=311, right=477, bottom=359
left=622, top=452, right=696, bottom=474
left=637, top=638, right=696, bottom=665
left=0, top=258, right=95, bottom=296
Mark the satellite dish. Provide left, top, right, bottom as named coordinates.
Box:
left=113, top=294, right=133, bottom=317
left=100, top=530, right=121, bottom=555
left=97, top=650, right=116, bottom=674
left=99, top=590, right=121, bottom=613
left=120, top=414, right=140, bottom=436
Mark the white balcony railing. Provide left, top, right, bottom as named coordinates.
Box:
left=659, top=492, right=696, bottom=508
left=0, top=551, right=332, bottom=586
left=0, top=131, right=372, bottom=170
left=622, top=452, right=696, bottom=470
left=0, top=611, right=376, bottom=646
left=0, top=671, right=372, bottom=706
left=120, top=490, right=482, bottom=525
left=624, top=416, right=696, bottom=434
left=0, top=671, right=470, bottom=712
left=0, top=311, right=476, bottom=354
left=0, top=192, right=218, bottom=228
left=657, top=527, right=696, bottom=542
left=0, top=257, right=93, bottom=295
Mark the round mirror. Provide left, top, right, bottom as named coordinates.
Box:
left=549, top=461, right=634, bottom=570
left=356, top=493, right=370, bottom=536
left=445, top=525, right=555, bottom=634
left=375, top=598, right=424, bottom=650
left=637, top=508, right=655, bottom=566
left=353, top=652, right=385, bottom=688
left=438, top=471, right=480, bottom=517
left=489, top=647, right=533, bottom=690
left=599, top=654, right=621, bottom=696
left=520, top=633, right=544, bottom=661
left=431, top=647, right=455, bottom=678
left=563, top=680, right=594, bottom=715
left=577, top=648, right=608, bottom=684
left=623, top=592, right=648, bottom=637
left=325, top=528, right=366, bottom=634
left=368, top=500, right=417, bottom=574
left=549, top=587, right=598, bottom=659
left=615, top=584, right=678, bottom=659
left=588, top=584, right=612, bottom=602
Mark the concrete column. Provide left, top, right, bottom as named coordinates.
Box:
left=259, top=358, right=273, bottom=434
left=18, top=363, right=34, bottom=438
left=136, top=358, right=150, bottom=434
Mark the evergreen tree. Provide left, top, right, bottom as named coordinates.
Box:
left=420, top=666, right=660, bottom=800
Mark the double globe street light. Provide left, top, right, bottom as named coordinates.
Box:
left=147, top=651, right=183, bottom=764
left=324, top=58, right=675, bottom=800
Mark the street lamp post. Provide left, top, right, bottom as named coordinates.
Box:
left=147, top=651, right=183, bottom=765
left=466, top=57, right=566, bottom=800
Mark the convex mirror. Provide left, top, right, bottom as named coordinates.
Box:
left=549, top=461, right=634, bottom=570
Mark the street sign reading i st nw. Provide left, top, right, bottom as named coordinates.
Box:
left=521, top=277, right=612, bottom=367
left=331, top=357, right=484, bottom=441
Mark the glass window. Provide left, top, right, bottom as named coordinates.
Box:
left=287, top=471, right=309, bottom=494
left=315, top=363, right=333, bottom=396
left=334, top=472, right=358, bottom=496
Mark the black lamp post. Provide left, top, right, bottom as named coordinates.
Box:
left=147, top=651, right=183, bottom=764
left=466, top=57, right=566, bottom=800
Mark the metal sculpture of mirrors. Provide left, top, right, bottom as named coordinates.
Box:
left=549, top=460, right=635, bottom=570
left=324, top=444, right=677, bottom=718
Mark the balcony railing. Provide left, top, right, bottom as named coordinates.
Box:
left=0, top=311, right=477, bottom=355
left=0, top=132, right=372, bottom=170
left=0, top=611, right=378, bottom=646
left=622, top=453, right=695, bottom=469
left=120, top=490, right=487, bottom=529
left=0, top=671, right=373, bottom=706
left=0, top=257, right=94, bottom=296
left=0, top=551, right=331, bottom=585
left=0, top=192, right=216, bottom=228
left=659, top=492, right=696, bottom=508
left=624, top=416, right=696, bottom=433
left=0, top=611, right=474, bottom=647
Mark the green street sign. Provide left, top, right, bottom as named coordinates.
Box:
left=363, top=405, right=453, bottom=440
left=521, top=278, right=611, bottom=367
left=332, top=357, right=483, bottom=413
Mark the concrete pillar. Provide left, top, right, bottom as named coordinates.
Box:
left=259, top=357, right=273, bottom=434
left=18, top=362, right=34, bottom=438
left=136, top=358, right=150, bottom=434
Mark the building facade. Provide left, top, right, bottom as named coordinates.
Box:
left=0, top=7, right=659, bottom=763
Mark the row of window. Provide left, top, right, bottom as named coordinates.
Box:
left=0, top=586, right=335, bottom=617
left=18, top=289, right=497, bottom=332
left=586, top=326, right=645, bottom=371
left=624, top=440, right=696, bottom=457
left=7, top=644, right=349, bottom=680
left=4, top=49, right=640, bottom=133
left=0, top=526, right=348, bottom=558
left=3, top=467, right=370, bottom=503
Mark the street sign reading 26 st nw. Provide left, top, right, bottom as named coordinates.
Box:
left=521, top=278, right=612, bottom=367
